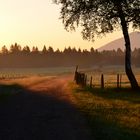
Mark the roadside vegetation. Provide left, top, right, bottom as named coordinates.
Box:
left=71, top=84, right=140, bottom=140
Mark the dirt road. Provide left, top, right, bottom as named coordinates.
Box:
left=0, top=75, right=93, bottom=140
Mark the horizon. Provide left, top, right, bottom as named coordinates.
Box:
left=0, top=0, right=136, bottom=51
left=0, top=31, right=138, bottom=52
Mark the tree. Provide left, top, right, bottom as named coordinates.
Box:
left=64, top=46, right=72, bottom=54
left=22, top=46, right=31, bottom=54
left=48, top=46, right=54, bottom=54
left=32, top=46, right=39, bottom=54
left=1, top=45, right=8, bottom=54
left=55, top=48, right=61, bottom=54
left=42, top=45, right=47, bottom=54
left=10, top=43, right=22, bottom=54
left=117, top=48, right=124, bottom=56
left=54, top=0, right=140, bottom=89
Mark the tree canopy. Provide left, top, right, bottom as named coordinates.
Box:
left=54, top=0, right=140, bottom=40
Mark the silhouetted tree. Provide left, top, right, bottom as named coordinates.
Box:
left=117, top=48, right=124, bottom=56
left=54, top=0, right=140, bottom=89
left=32, top=46, right=39, bottom=54
left=90, top=47, right=95, bottom=53
left=42, top=45, right=47, bottom=54
left=83, top=49, right=89, bottom=54
left=10, top=43, right=21, bottom=54
left=1, top=45, right=8, bottom=54
left=47, top=46, right=54, bottom=54
left=22, top=46, right=31, bottom=54
left=64, top=46, right=74, bottom=55
left=78, top=48, right=81, bottom=53
left=133, top=48, right=139, bottom=58
left=55, top=48, right=61, bottom=53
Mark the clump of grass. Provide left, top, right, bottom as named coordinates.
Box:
left=70, top=84, right=140, bottom=140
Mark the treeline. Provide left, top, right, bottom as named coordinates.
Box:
left=0, top=43, right=140, bottom=68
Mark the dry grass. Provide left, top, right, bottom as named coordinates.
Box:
left=70, top=84, right=140, bottom=140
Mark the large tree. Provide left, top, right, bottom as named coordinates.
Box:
left=53, top=0, right=140, bottom=89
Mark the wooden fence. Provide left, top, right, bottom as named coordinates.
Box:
left=74, top=66, right=124, bottom=89
left=74, top=66, right=87, bottom=87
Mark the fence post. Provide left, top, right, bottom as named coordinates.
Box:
left=74, top=65, right=78, bottom=81
left=77, top=72, right=81, bottom=85
left=84, top=74, right=87, bottom=87
left=90, top=76, right=93, bottom=88
left=81, top=73, right=84, bottom=86
left=119, top=74, right=122, bottom=88
left=101, top=74, right=104, bottom=89
left=117, top=74, right=120, bottom=88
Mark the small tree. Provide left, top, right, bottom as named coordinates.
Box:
left=32, top=46, right=39, bottom=54
left=10, top=43, right=22, bottom=54
left=1, top=45, right=9, bottom=54
left=54, top=0, right=140, bottom=89
left=48, top=46, right=54, bottom=54
left=42, top=45, right=47, bottom=54
left=22, top=46, right=31, bottom=54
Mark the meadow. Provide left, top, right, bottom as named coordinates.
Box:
left=0, top=66, right=140, bottom=140
left=71, top=84, right=140, bottom=140
left=70, top=66, right=140, bottom=139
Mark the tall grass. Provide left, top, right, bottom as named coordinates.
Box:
left=71, top=84, right=140, bottom=140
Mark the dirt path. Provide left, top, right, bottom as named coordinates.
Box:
left=0, top=75, right=93, bottom=140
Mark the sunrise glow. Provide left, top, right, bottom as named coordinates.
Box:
left=0, top=0, right=132, bottom=51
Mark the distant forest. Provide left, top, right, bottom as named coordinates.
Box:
left=0, top=43, right=140, bottom=68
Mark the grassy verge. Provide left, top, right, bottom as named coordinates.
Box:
left=70, top=83, right=140, bottom=140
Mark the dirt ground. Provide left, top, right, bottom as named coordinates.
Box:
left=0, top=75, right=93, bottom=140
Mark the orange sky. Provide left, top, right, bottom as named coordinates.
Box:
left=0, top=0, right=134, bottom=51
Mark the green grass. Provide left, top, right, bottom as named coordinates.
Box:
left=71, top=84, right=140, bottom=140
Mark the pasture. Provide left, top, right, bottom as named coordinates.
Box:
left=0, top=66, right=140, bottom=140
left=71, top=85, right=140, bottom=140
left=71, top=84, right=140, bottom=140
left=72, top=66, right=140, bottom=139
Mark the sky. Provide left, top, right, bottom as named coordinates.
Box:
left=0, top=0, right=133, bottom=51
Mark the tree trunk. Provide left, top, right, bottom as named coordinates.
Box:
left=119, top=9, right=139, bottom=89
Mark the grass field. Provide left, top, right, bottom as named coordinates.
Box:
left=71, top=84, right=140, bottom=140
left=0, top=66, right=140, bottom=139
